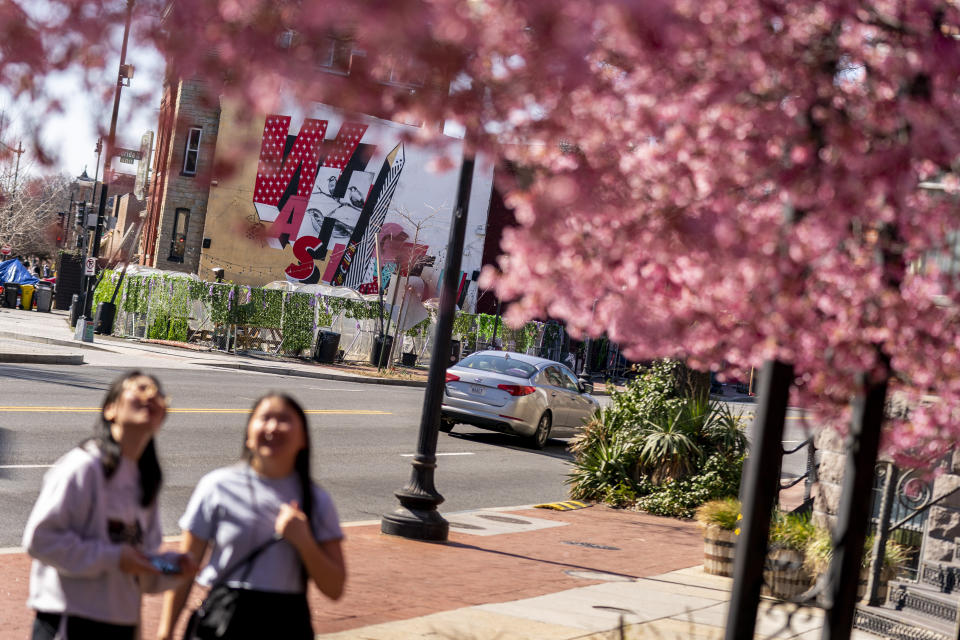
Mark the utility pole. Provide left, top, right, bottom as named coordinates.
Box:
left=83, top=0, right=134, bottom=321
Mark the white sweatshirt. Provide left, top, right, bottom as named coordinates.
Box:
left=22, top=442, right=166, bottom=626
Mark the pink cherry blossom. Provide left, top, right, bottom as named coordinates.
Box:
left=8, top=0, right=960, bottom=468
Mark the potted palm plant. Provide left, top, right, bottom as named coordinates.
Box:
left=695, top=497, right=740, bottom=577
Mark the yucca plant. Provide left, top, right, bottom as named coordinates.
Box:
left=702, top=400, right=748, bottom=459
left=566, top=430, right=640, bottom=501
left=638, top=406, right=703, bottom=483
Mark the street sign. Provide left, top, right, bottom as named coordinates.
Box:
left=134, top=131, right=153, bottom=200
left=0, top=245, right=10, bottom=256
left=117, top=148, right=141, bottom=164
left=84, top=257, right=96, bottom=276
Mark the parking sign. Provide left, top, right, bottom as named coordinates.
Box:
left=84, top=257, right=97, bottom=276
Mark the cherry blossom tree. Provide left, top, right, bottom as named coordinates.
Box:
left=8, top=0, right=960, bottom=466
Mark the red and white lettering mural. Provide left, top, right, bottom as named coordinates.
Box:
left=247, top=105, right=493, bottom=312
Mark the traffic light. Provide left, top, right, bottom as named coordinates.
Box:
left=74, top=201, right=86, bottom=227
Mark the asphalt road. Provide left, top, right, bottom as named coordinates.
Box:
left=0, top=363, right=580, bottom=547
left=0, top=364, right=817, bottom=548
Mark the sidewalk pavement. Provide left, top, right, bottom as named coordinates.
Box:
left=0, top=308, right=624, bottom=393
left=0, top=504, right=874, bottom=640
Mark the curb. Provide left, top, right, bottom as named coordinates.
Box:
left=195, top=361, right=430, bottom=388
left=0, top=352, right=84, bottom=365
left=0, top=331, right=114, bottom=353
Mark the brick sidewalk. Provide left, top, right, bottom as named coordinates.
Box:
left=0, top=506, right=704, bottom=639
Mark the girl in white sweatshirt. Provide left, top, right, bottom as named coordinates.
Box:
left=23, top=370, right=192, bottom=640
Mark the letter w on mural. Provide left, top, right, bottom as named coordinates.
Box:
left=252, top=115, right=405, bottom=286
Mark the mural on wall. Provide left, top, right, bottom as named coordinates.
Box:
left=251, top=112, right=416, bottom=290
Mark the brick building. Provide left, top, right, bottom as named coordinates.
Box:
left=140, top=78, right=220, bottom=273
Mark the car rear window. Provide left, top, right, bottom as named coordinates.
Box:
left=456, top=354, right=537, bottom=378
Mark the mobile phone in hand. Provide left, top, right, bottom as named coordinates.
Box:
left=150, top=555, right=182, bottom=575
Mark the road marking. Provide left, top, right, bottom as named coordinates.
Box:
left=0, top=407, right=390, bottom=415
left=400, top=452, right=475, bottom=457
left=0, top=464, right=53, bottom=469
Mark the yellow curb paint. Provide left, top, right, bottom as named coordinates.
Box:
left=533, top=500, right=591, bottom=511
left=0, top=407, right=390, bottom=415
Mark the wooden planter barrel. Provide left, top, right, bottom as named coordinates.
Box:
left=762, top=548, right=811, bottom=599
left=703, top=525, right=737, bottom=577
left=856, top=567, right=890, bottom=603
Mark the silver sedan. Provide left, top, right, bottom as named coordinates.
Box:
left=440, top=351, right=600, bottom=448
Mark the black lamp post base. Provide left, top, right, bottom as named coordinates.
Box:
left=381, top=507, right=449, bottom=541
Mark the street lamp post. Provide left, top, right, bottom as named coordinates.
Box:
left=82, top=0, right=134, bottom=321
left=381, top=149, right=475, bottom=541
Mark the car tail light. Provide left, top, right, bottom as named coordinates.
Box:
left=445, top=372, right=460, bottom=383
left=497, top=384, right=536, bottom=396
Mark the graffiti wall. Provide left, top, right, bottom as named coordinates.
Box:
left=200, top=102, right=493, bottom=311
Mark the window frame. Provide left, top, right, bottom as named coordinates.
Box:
left=181, top=127, right=202, bottom=176
left=168, top=207, right=190, bottom=262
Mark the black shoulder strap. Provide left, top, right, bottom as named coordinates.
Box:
left=208, top=534, right=281, bottom=590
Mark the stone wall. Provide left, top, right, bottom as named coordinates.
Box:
left=817, top=425, right=960, bottom=574
left=922, top=451, right=960, bottom=565
left=813, top=427, right=846, bottom=531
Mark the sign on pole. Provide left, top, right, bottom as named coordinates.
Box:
left=84, top=257, right=97, bottom=276
left=117, top=148, right=141, bottom=164
left=134, top=131, right=153, bottom=200
left=0, top=245, right=10, bottom=256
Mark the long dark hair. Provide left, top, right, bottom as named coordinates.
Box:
left=86, top=370, right=164, bottom=508
left=242, top=393, right=314, bottom=527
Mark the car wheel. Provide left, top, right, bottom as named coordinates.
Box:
left=439, top=418, right=455, bottom=433
left=528, top=412, right=551, bottom=449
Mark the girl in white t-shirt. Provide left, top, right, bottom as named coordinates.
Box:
left=24, top=371, right=192, bottom=640
left=158, top=393, right=346, bottom=640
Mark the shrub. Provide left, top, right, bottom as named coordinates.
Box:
left=633, top=451, right=744, bottom=517
left=567, top=358, right=747, bottom=518
left=695, top=497, right=741, bottom=531
left=566, top=410, right=639, bottom=502
left=803, top=526, right=910, bottom=577
left=769, top=510, right=816, bottom=552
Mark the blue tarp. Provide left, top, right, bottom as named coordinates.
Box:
left=0, top=259, right=39, bottom=285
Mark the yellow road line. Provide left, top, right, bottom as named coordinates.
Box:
left=0, top=407, right=390, bottom=415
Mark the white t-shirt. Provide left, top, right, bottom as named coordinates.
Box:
left=104, top=458, right=143, bottom=546
left=180, top=464, right=343, bottom=593
left=22, top=445, right=166, bottom=626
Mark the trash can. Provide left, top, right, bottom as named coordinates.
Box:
left=19, top=284, right=34, bottom=310
left=3, top=282, right=19, bottom=309
left=34, top=283, right=53, bottom=313
left=69, top=294, right=82, bottom=327
left=401, top=351, right=418, bottom=367
left=313, top=330, right=341, bottom=363
left=94, top=302, right=117, bottom=335
left=370, top=334, right=393, bottom=367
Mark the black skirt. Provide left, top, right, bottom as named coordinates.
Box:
left=186, top=587, right=312, bottom=640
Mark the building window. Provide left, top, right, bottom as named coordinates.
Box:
left=377, top=54, right=425, bottom=88
left=316, top=37, right=353, bottom=75
left=169, top=207, right=189, bottom=262
left=182, top=128, right=202, bottom=176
